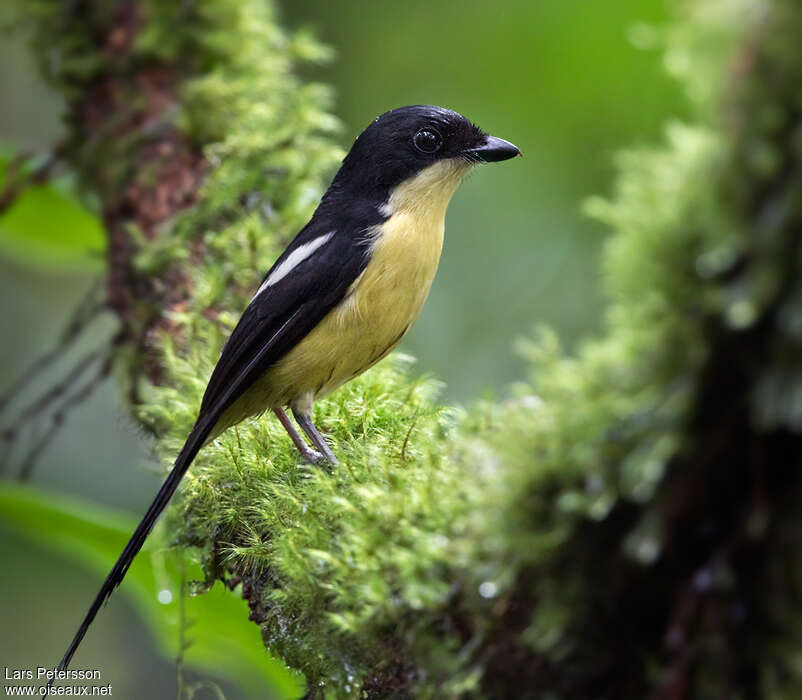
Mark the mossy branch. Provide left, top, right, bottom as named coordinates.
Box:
left=15, top=0, right=802, bottom=697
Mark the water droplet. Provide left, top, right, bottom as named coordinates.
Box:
left=636, top=538, right=659, bottom=565
left=479, top=581, right=498, bottom=599
left=727, top=299, right=757, bottom=329
left=157, top=589, right=173, bottom=605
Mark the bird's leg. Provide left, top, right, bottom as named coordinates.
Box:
left=272, top=407, right=323, bottom=464
left=292, top=409, right=338, bottom=465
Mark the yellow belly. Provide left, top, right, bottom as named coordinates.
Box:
left=210, top=158, right=470, bottom=438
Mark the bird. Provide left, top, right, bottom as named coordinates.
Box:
left=52, top=104, right=519, bottom=678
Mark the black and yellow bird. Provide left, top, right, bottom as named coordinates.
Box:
left=54, top=104, right=519, bottom=674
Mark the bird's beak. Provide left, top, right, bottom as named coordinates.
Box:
left=464, top=135, right=521, bottom=163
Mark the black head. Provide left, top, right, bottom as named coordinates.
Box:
left=325, top=105, right=519, bottom=204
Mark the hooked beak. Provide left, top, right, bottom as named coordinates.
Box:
left=464, top=135, right=521, bottom=163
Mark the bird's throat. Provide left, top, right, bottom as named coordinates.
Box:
left=380, top=158, right=472, bottom=220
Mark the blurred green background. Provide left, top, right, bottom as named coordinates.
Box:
left=0, top=1, right=686, bottom=698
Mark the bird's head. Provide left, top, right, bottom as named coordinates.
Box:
left=325, top=105, right=520, bottom=214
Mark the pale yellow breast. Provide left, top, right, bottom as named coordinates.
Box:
left=211, top=159, right=471, bottom=437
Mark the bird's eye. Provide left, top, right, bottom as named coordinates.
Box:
left=413, top=128, right=442, bottom=154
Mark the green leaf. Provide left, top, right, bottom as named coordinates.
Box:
left=0, top=151, right=106, bottom=270
left=0, top=483, right=303, bottom=700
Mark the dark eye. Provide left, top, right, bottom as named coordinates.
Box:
left=413, top=128, right=442, bottom=153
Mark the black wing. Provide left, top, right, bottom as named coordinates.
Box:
left=51, top=218, right=375, bottom=687
left=199, top=225, right=368, bottom=420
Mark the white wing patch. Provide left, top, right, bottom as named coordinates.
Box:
left=253, top=232, right=335, bottom=299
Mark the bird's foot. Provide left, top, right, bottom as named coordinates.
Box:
left=293, top=409, right=339, bottom=467
left=300, top=446, right=326, bottom=465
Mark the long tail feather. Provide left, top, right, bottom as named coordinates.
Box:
left=48, top=417, right=214, bottom=690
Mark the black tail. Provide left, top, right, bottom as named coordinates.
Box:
left=50, top=417, right=214, bottom=687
